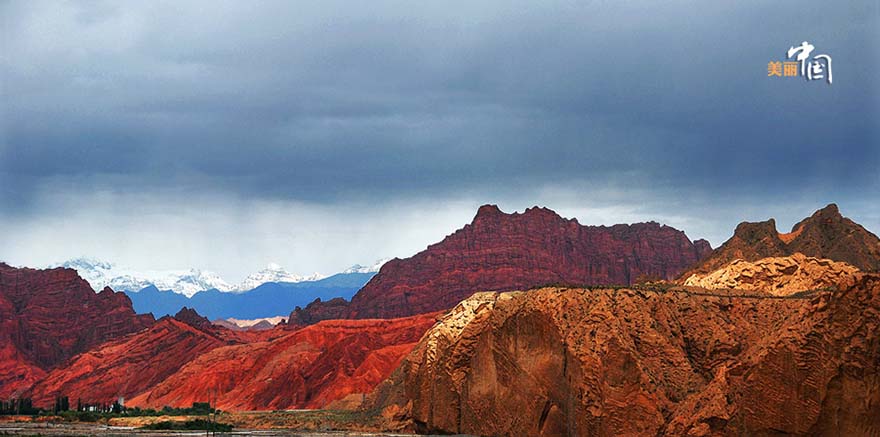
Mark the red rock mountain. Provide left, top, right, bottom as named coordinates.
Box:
left=686, top=203, right=880, bottom=276
left=27, top=318, right=224, bottom=406
left=128, top=313, right=439, bottom=411
left=286, top=297, right=352, bottom=328
left=172, top=306, right=214, bottom=330
left=21, top=298, right=437, bottom=411
left=24, top=307, right=281, bottom=407
left=374, top=275, right=880, bottom=436
left=0, top=261, right=438, bottom=411
left=0, top=263, right=154, bottom=397
left=291, top=205, right=711, bottom=322
left=10, top=202, right=878, bottom=426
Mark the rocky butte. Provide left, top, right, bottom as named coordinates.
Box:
left=372, top=274, right=880, bottom=436
left=291, top=205, right=712, bottom=323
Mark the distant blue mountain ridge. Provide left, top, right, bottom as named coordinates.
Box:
left=125, top=272, right=374, bottom=320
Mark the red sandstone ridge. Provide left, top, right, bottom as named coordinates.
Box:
left=373, top=277, right=880, bottom=436
left=19, top=292, right=437, bottom=411
left=24, top=307, right=279, bottom=407
left=128, top=312, right=439, bottom=411
left=0, top=263, right=154, bottom=397
left=292, top=205, right=711, bottom=322
left=173, top=306, right=213, bottom=330
left=26, top=318, right=224, bottom=407
left=685, top=203, right=880, bottom=276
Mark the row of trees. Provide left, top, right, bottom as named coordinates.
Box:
left=1, top=397, right=126, bottom=415
left=1, top=397, right=213, bottom=417
left=73, top=398, right=124, bottom=414
left=0, top=398, right=38, bottom=415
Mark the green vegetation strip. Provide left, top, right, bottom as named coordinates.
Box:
left=140, top=419, right=232, bottom=431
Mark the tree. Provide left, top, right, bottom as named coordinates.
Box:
left=54, top=396, right=70, bottom=413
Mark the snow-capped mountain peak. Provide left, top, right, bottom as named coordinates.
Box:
left=61, top=256, right=114, bottom=272
left=53, top=256, right=388, bottom=297
left=343, top=257, right=391, bottom=274
left=160, top=269, right=233, bottom=296
left=52, top=257, right=233, bottom=297
left=231, top=263, right=326, bottom=292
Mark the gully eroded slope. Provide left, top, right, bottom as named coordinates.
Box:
left=24, top=308, right=283, bottom=408
left=129, top=313, right=439, bottom=411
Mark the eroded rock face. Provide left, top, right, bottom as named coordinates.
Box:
left=377, top=278, right=880, bottom=436
left=13, top=276, right=436, bottom=411
left=25, top=317, right=229, bottom=406
left=689, top=204, right=880, bottom=276
left=0, top=291, right=45, bottom=398
left=684, top=253, right=862, bottom=295
left=127, top=312, right=440, bottom=411
left=23, top=306, right=283, bottom=407
left=287, top=297, right=352, bottom=328
left=0, top=263, right=154, bottom=396
left=298, top=205, right=711, bottom=322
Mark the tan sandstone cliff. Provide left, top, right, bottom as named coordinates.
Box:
left=683, top=253, right=862, bottom=296
left=372, top=275, right=880, bottom=436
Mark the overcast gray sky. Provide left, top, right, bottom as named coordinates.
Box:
left=1, top=1, right=878, bottom=282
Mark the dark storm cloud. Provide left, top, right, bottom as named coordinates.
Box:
left=1, top=0, right=878, bottom=210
